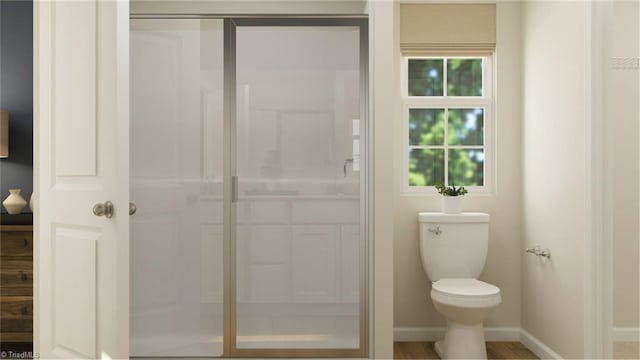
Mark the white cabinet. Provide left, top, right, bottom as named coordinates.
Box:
left=340, top=225, right=360, bottom=303
left=234, top=198, right=359, bottom=305
left=248, top=225, right=290, bottom=303
left=291, top=225, right=339, bottom=303
left=186, top=195, right=362, bottom=350
left=201, top=225, right=223, bottom=304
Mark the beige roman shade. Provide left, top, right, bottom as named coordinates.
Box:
left=400, top=4, right=496, bottom=56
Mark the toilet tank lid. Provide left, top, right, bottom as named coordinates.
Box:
left=418, top=212, right=490, bottom=223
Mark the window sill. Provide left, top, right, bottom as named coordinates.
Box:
left=400, top=188, right=495, bottom=197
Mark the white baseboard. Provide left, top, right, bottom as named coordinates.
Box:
left=487, top=327, right=522, bottom=341
left=519, top=329, right=563, bottom=360
left=614, top=327, right=640, bottom=342
left=395, top=327, right=562, bottom=359
left=394, top=327, right=444, bottom=341
left=395, top=326, right=640, bottom=357
left=394, top=327, right=520, bottom=342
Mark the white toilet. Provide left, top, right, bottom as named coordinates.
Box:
left=418, top=212, right=501, bottom=359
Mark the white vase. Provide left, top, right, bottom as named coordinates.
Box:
left=29, top=192, right=35, bottom=212
left=442, top=196, right=463, bottom=214
left=3, top=189, right=28, bottom=215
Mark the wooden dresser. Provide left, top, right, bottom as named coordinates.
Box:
left=0, top=224, right=33, bottom=348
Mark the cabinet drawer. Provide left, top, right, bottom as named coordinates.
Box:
left=0, top=260, right=34, bottom=296
left=0, top=332, right=33, bottom=343
left=0, top=318, right=33, bottom=333
left=0, top=297, right=32, bottom=319
left=1, top=270, right=32, bottom=287
left=0, top=259, right=32, bottom=271
left=0, top=287, right=32, bottom=296
left=1, top=232, right=33, bottom=257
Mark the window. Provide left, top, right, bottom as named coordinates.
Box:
left=402, top=56, right=493, bottom=193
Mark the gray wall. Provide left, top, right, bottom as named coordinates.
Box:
left=0, top=0, right=33, bottom=212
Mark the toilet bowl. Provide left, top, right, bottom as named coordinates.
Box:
left=418, top=212, right=500, bottom=359
left=431, top=278, right=501, bottom=359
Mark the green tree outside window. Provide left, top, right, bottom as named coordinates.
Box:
left=406, top=57, right=487, bottom=188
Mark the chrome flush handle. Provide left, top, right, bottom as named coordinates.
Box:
left=428, top=226, right=442, bottom=235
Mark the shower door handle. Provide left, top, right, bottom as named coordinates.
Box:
left=129, top=202, right=137, bottom=216
left=343, top=158, right=354, bottom=177
left=231, top=176, right=238, bottom=203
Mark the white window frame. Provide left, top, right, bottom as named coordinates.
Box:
left=401, top=55, right=495, bottom=195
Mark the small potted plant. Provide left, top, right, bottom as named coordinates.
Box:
left=434, top=183, right=468, bottom=214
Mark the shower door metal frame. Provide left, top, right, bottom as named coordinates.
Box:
left=128, top=14, right=370, bottom=358
left=224, top=17, right=369, bottom=358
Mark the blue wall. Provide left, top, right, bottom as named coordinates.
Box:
left=0, top=0, right=33, bottom=212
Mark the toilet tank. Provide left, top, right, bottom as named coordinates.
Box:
left=418, top=212, right=490, bottom=281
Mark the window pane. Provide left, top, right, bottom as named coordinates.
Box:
left=448, top=108, right=484, bottom=145
left=448, top=149, right=484, bottom=186
left=447, top=59, right=483, bottom=96
left=408, top=59, right=444, bottom=96
left=409, top=148, right=445, bottom=186
left=409, top=109, right=445, bottom=146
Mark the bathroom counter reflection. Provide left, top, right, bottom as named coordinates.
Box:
left=130, top=178, right=362, bottom=354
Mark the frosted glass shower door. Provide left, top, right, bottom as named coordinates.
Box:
left=130, top=19, right=224, bottom=357
left=232, top=20, right=367, bottom=356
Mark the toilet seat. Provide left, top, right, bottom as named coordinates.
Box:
left=433, top=278, right=499, bottom=296
left=431, top=278, right=501, bottom=308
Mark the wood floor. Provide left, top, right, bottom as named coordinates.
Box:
left=394, top=342, right=539, bottom=359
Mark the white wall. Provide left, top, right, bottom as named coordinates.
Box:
left=612, top=0, right=639, bottom=330
left=370, top=1, right=397, bottom=357
left=521, top=2, right=588, bottom=358
left=393, top=2, right=523, bottom=332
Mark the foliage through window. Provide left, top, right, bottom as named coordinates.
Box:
left=403, top=57, right=493, bottom=191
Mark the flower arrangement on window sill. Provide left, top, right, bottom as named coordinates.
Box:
left=434, top=183, right=468, bottom=197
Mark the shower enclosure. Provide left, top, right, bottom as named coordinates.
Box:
left=130, top=17, right=368, bottom=358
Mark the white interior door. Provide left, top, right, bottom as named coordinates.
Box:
left=35, top=1, right=129, bottom=359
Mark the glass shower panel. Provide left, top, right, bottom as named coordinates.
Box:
left=130, top=19, right=224, bottom=357
left=235, top=26, right=362, bottom=350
